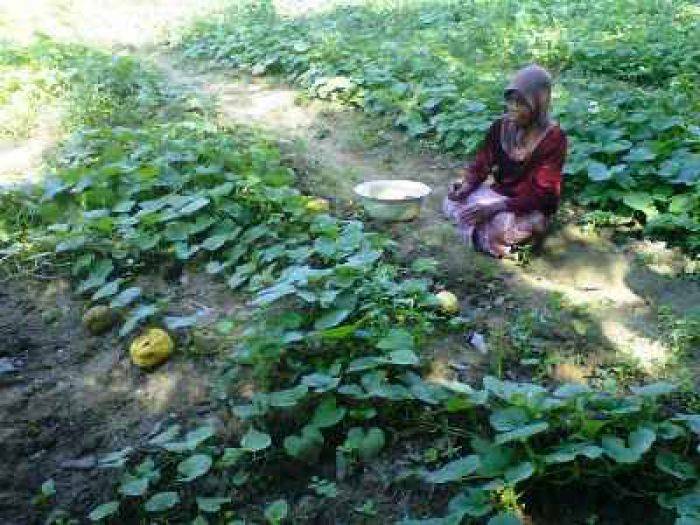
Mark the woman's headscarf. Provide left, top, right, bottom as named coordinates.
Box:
left=501, top=64, right=554, bottom=162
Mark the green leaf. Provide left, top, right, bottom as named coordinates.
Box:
left=489, top=407, right=530, bottom=432
left=623, top=193, right=657, bottom=216
left=411, top=257, right=439, bottom=274
left=425, top=455, right=480, bottom=484
left=674, top=414, right=700, bottom=435
left=629, top=427, right=656, bottom=455
left=178, top=196, right=210, bottom=215
left=408, top=377, right=447, bottom=405
left=630, top=382, right=676, bottom=398
left=189, top=214, right=216, bottom=235
left=553, top=383, right=591, bottom=398
left=164, top=315, right=199, bottom=330
left=377, top=329, right=414, bottom=352
left=57, top=235, right=87, bottom=253
left=164, top=222, right=190, bottom=242
left=381, top=349, right=420, bottom=366
left=624, top=146, right=656, bottom=163
left=219, top=448, right=245, bottom=467
left=655, top=451, right=698, bottom=481
left=253, top=283, right=296, bottom=306
left=346, top=250, right=381, bottom=267
left=98, top=447, right=133, bottom=468
left=161, top=425, right=214, bottom=452
left=113, top=200, right=136, bottom=213
left=473, top=441, right=515, bottom=477
left=89, top=501, right=120, bottom=521
left=139, top=198, right=168, bottom=214
left=543, top=442, right=603, bottom=464
left=241, top=428, right=271, bottom=452
left=92, top=279, right=124, bottom=301
left=145, top=491, right=180, bottom=513
left=483, top=376, right=547, bottom=404
left=669, top=194, right=693, bottom=214
left=174, top=242, right=200, bottom=260
left=110, top=287, right=142, bottom=309
left=264, top=499, right=289, bottom=524
left=77, top=260, right=114, bottom=294
left=656, top=421, right=687, bottom=440
left=311, top=397, right=347, bottom=428
left=292, top=40, right=310, bottom=52
left=202, top=233, right=231, bottom=251
left=346, top=357, right=381, bottom=373
left=283, top=425, right=324, bottom=461
left=231, top=469, right=249, bottom=487
left=215, top=319, right=235, bottom=334
left=134, top=457, right=158, bottom=479
left=343, top=427, right=385, bottom=461
left=177, top=454, right=212, bottom=482
left=495, top=422, right=549, bottom=445
left=314, top=308, right=352, bottom=330
left=196, top=496, right=231, bottom=513
left=587, top=161, right=611, bottom=181
left=269, top=385, right=309, bottom=407
left=674, top=492, right=700, bottom=518
left=488, top=512, right=523, bottom=525
left=119, top=304, right=157, bottom=337
left=302, top=373, right=340, bottom=393
left=263, top=168, right=294, bottom=187
left=349, top=407, right=377, bottom=420
left=228, top=263, right=255, bottom=289
left=675, top=516, right=700, bottom=525
left=602, top=140, right=632, bottom=154
left=504, top=461, right=535, bottom=485
left=185, top=426, right=215, bottom=447
left=447, top=488, right=493, bottom=518
left=41, top=479, right=56, bottom=497
left=602, top=427, right=655, bottom=463
left=209, top=181, right=234, bottom=197
left=118, top=477, right=148, bottom=497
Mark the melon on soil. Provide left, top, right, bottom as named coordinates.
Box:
left=129, top=328, right=174, bottom=368
left=435, top=290, right=459, bottom=314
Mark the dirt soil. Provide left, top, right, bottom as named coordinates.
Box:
left=0, top=274, right=242, bottom=524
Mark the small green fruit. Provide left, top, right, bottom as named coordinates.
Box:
left=82, top=305, right=116, bottom=335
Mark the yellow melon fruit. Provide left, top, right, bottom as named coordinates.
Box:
left=435, top=290, right=459, bottom=314
left=305, top=197, right=330, bottom=213
left=129, top=328, right=174, bottom=368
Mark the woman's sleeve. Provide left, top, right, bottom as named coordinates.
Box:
left=461, top=120, right=500, bottom=189
left=505, top=129, right=567, bottom=214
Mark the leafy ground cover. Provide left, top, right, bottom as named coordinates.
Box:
left=1, top=2, right=699, bottom=524
left=177, top=0, right=700, bottom=253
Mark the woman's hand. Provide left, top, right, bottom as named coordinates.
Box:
left=448, top=180, right=472, bottom=201
left=459, top=200, right=507, bottom=224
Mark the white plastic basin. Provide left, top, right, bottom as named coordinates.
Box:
left=353, top=179, right=432, bottom=222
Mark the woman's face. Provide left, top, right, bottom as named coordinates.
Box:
left=505, top=94, right=533, bottom=127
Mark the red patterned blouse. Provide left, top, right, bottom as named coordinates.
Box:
left=463, top=118, right=568, bottom=215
